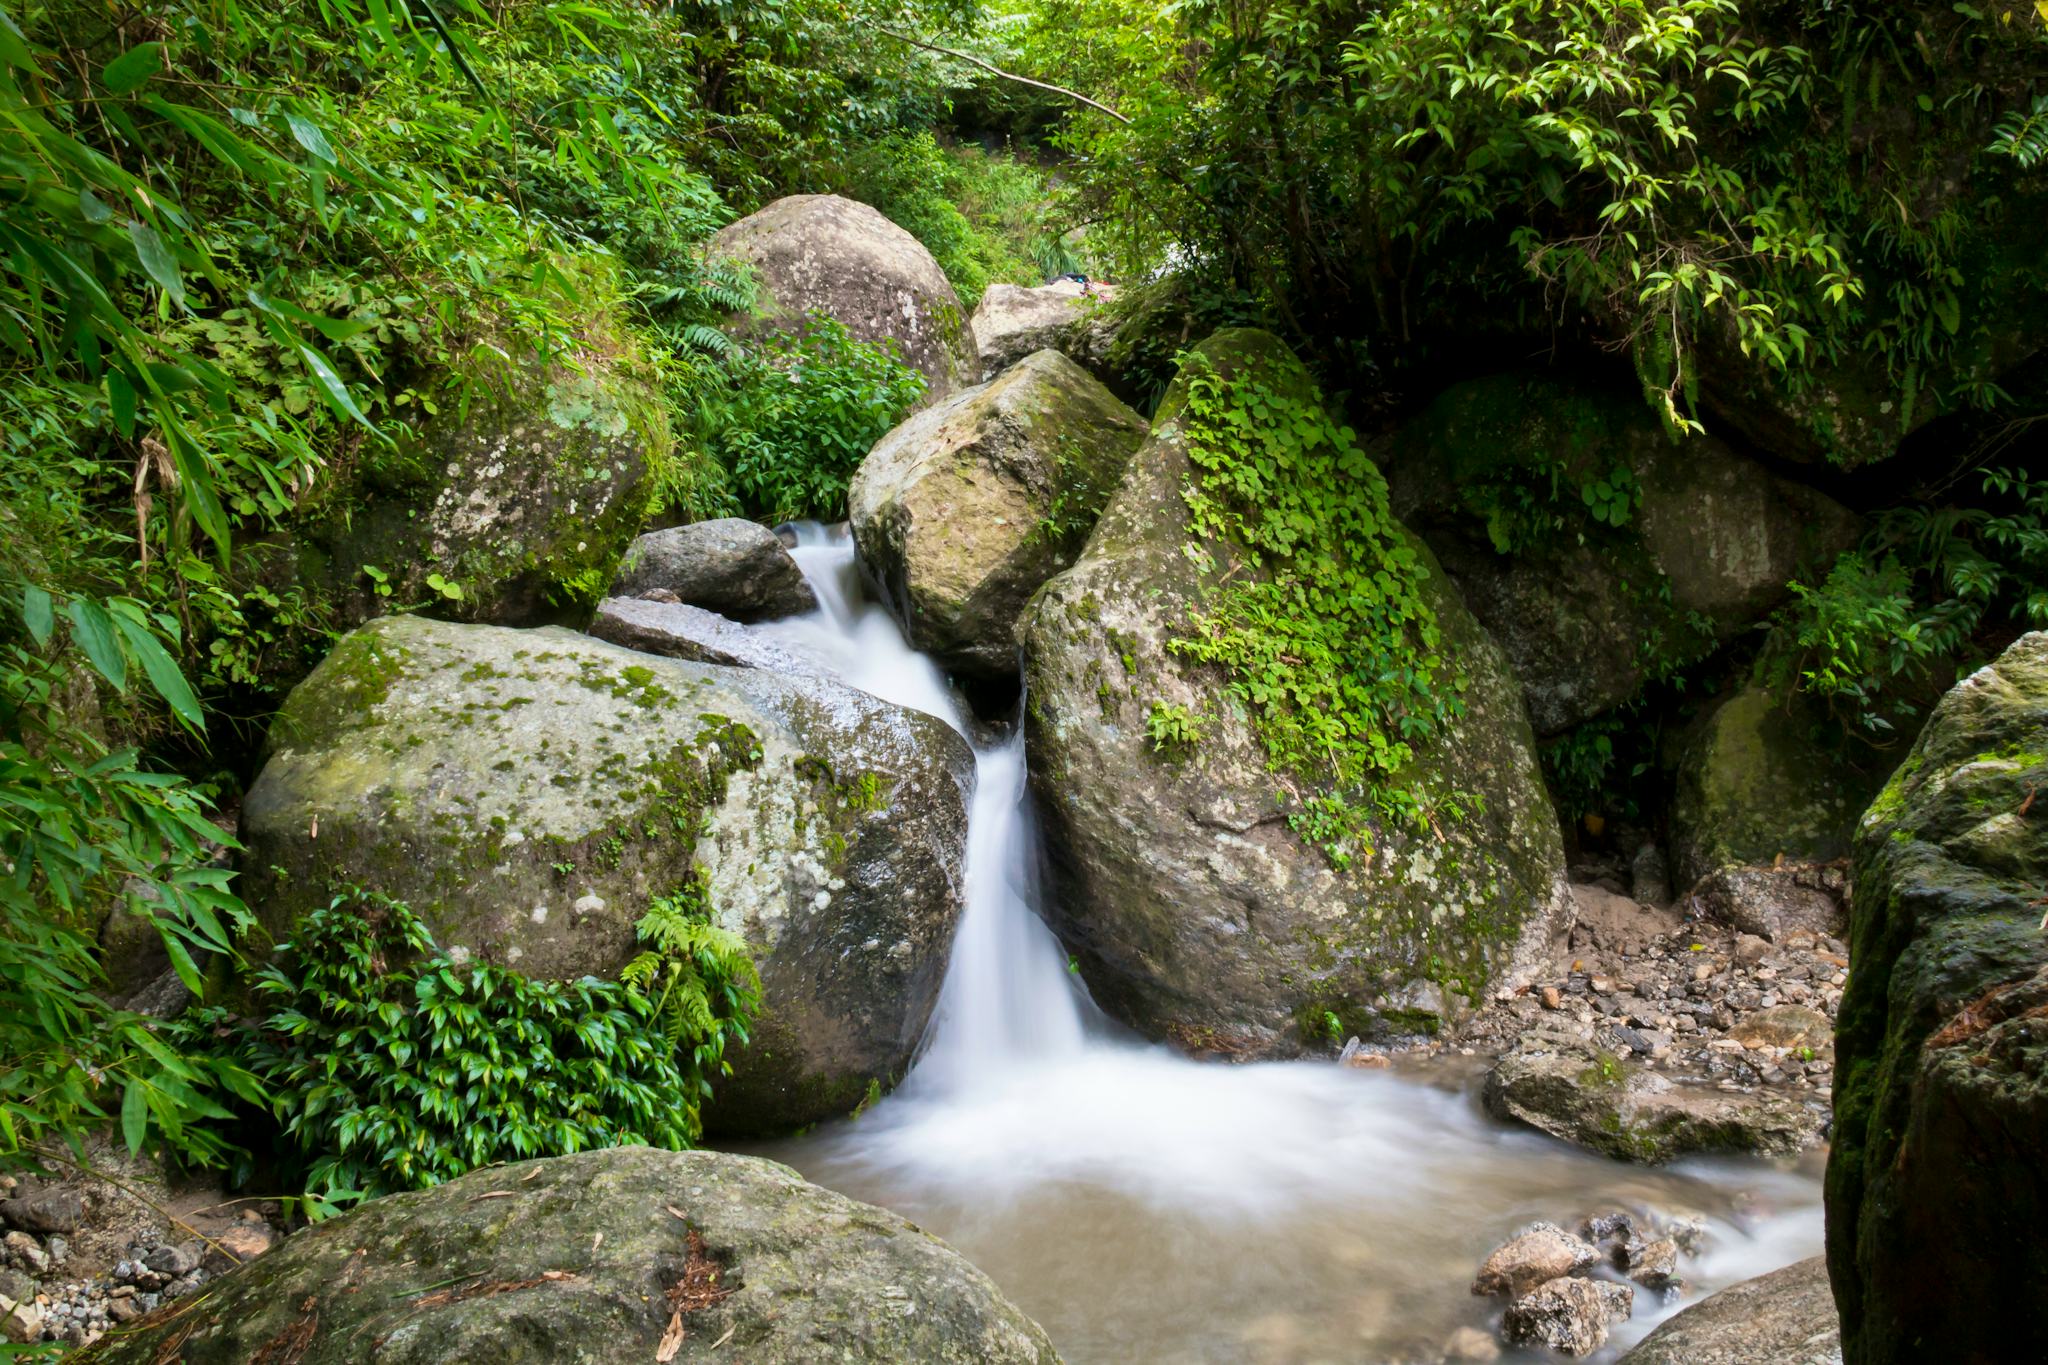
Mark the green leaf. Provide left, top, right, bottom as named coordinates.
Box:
left=22, top=585, right=53, bottom=645
left=121, top=1080, right=148, bottom=1154
left=113, top=614, right=203, bottom=731
left=287, top=114, right=338, bottom=165
left=101, top=42, right=164, bottom=94
left=126, top=219, right=186, bottom=309
left=296, top=344, right=374, bottom=428
left=66, top=598, right=128, bottom=691
left=77, top=185, right=114, bottom=224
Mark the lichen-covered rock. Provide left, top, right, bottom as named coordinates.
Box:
left=1685, top=864, right=1847, bottom=943
left=239, top=614, right=973, bottom=1135
left=1502, top=1276, right=1634, bottom=1357
left=1826, top=632, right=2048, bottom=1364
left=75, top=1148, right=1059, bottom=1365
left=1618, top=1256, right=1839, bottom=1364
left=291, top=336, right=666, bottom=632
left=1483, top=1028, right=1823, bottom=1161
left=970, top=280, right=1118, bottom=381
left=1388, top=375, right=1858, bottom=735
left=1019, top=330, right=1569, bottom=1052
left=710, top=194, right=976, bottom=402
left=611, top=519, right=815, bottom=621
left=849, top=350, right=1147, bottom=678
left=1670, top=686, right=1889, bottom=890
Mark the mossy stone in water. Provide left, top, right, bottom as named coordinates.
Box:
left=76, top=1148, right=1060, bottom=1365
left=239, top=614, right=974, bottom=1134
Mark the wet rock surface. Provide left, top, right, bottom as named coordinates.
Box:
left=1501, top=1276, right=1634, bottom=1356
left=610, top=518, right=816, bottom=621
left=1618, top=1255, right=1839, bottom=1364
left=75, top=1148, right=1060, bottom=1365
left=589, top=595, right=822, bottom=675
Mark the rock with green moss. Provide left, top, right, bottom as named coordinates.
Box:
left=1670, top=685, right=1891, bottom=891
left=292, top=338, right=667, bottom=632
left=970, top=281, right=1119, bottom=382
left=1388, top=373, right=1858, bottom=735
left=1018, top=330, right=1570, bottom=1053
left=239, top=614, right=973, bottom=1135
left=849, top=350, right=1147, bottom=678
left=709, top=194, right=977, bottom=403
left=77, top=1147, right=1059, bottom=1365
left=1826, top=632, right=2048, bottom=1364
left=1483, top=1028, right=1823, bottom=1162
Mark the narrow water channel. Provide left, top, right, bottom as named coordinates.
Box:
left=746, top=525, right=1823, bottom=1363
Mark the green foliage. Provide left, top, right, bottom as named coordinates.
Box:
left=1144, top=699, right=1206, bottom=755
left=710, top=316, right=929, bottom=522
left=1166, top=353, right=1467, bottom=866
left=832, top=132, right=1085, bottom=307
left=192, top=886, right=753, bottom=1207
left=1763, top=466, right=2048, bottom=739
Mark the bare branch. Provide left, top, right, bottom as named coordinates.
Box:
left=878, top=29, right=1131, bottom=126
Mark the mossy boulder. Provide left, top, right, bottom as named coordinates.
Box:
left=1018, top=330, right=1570, bottom=1053
left=970, top=280, right=1119, bottom=382
left=1388, top=373, right=1858, bottom=735
left=1826, top=632, right=2048, bottom=1363
left=239, top=614, right=974, bottom=1135
left=1483, top=1028, right=1824, bottom=1162
left=709, top=194, right=977, bottom=403
left=291, top=335, right=666, bottom=633
left=76, top=1147, right=1059, bottom=1365
left=848, top=350, right=1147, bottom=678
left=1670, top=685, right=1892, bottom=891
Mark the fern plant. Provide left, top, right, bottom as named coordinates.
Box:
left=1990, top=94, right=2048, bottom=169
left=621, top=882, right=761, bottom=1106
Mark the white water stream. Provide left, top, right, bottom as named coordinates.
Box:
left=747, top=524, right=1824, bottom=1363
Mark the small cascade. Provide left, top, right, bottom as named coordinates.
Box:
left=750, top=523, right=1825, bottom=1363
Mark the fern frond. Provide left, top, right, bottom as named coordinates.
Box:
left=1990, top=96, right=2048, bottom=169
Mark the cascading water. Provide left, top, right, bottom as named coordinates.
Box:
left=751, top=524, right=1824, bottom=1363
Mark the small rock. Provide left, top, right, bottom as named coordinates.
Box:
left=1728, top=1005, right=1831, bottom=1050
left=1542, top=986, right=1564, bottom=1010
left=1734, top=933, right=1771, bottom=963
left=1472, top=1222, right=1601, bottom=1299
left=1502, top=1276, right=1634, bottom=1357
left=0, top=1191, right=83, bottom=1236
left=206, top=1220, right=278, bottom=1270
left=107, top=1299, right=142, bottom=1325
left=1441, top=1324, right=1502, bottom=1362
left=1579, top=1211, right=1636, bottom=1245
left=1622, top=1237, right=1683, bottom=1292
left=1, top=1233, right=47, bottom=1276
left=143, top=1243, right=201, bottom=1277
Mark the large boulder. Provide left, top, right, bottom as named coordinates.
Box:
left=77, top=1148, right=1059, bottom=1364
left=239, top=614, right=973, bottom=1135
left=589, top=595, right=821, bottom=675
left=1619, top=1256, right=1839, bottom=1364
left=709, top=194, right=977, bottom=402
left=1826, top=632, right=2048, bottom=1363
left=1019, top=330, right=1569, bottom=1051
left=1670, top=686, right=1889, bottom=890
left=610, top=519, right=815, bottom=621
left=849, top=350, right=1147, bottom=678
left=1388, top=373, right=1859, bottom=734
left=1483, top=1027, right=1823, bottom=1161
left=289, top=330, right=667, bottom=632
left=970, top=280, right=1118, bottom=381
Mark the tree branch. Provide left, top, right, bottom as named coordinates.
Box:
left=878, top=29, right=1131, bottom=126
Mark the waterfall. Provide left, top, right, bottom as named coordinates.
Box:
left=751, top=523, right=1824, bottom=1362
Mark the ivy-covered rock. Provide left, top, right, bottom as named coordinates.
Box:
left=76, top=1148, right=1059, bottom=1365
left=709, top=194, right=977, bottom=402
left=849, top=349, right=1147, bottom=678
left=610, top=518, right=815, bottom=621
left=970, top=280, right=1118, bottom=382
left=1483, top=1027, right=1824, bottom=1162
left=1019, top=330, right=1570, bottom=1052
left=238, top=614, right=973, bottom=1135
left=1388, top=373, right=1859, bottom=735
left=291, top=336, right=667, bottom=633
left=1669, top=686, right=1891, bottom=891
left=1827, top=632, right=2048, bottom=1364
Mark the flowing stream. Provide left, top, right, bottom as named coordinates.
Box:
left=746, top=524, right=1824, bottom=1363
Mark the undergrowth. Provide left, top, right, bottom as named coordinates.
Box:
left=1167, top=350, right=1469, bottom=867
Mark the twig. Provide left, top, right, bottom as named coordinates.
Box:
left=27, top=1148, right=246, bottom=1266
left=877, top=29, right=1131, bottom=125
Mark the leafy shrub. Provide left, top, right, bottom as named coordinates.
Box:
left=1763, top=466, right=2048, bottom=738
left=709, top=317, right=928, bottom=522
left=1165, top=351, right=1468, bottom=865
left=190, top=887, right=755, bottom=1207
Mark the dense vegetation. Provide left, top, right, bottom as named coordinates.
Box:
left=1, top=0, right=2042, bottom=1216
